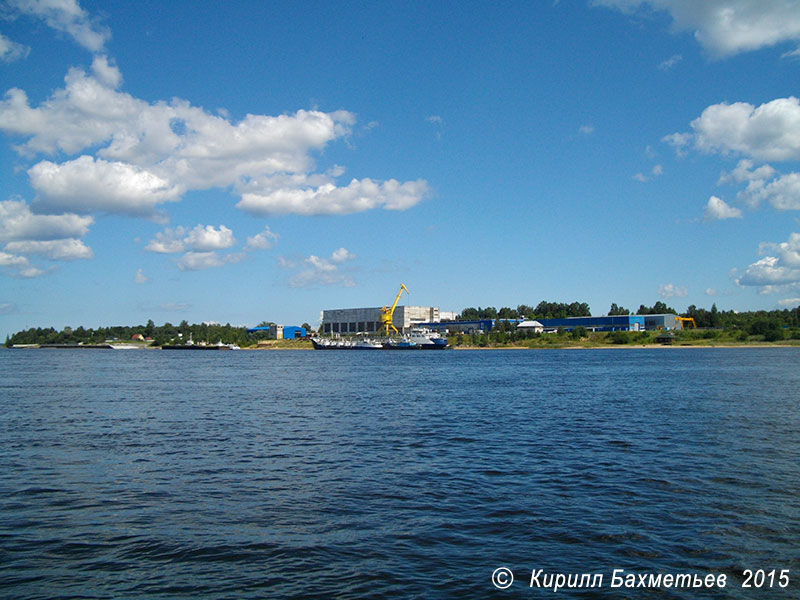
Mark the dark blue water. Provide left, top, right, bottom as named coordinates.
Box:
left=1, top=348, right=798, bottom=599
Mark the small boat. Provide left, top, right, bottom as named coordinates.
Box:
left=406, top=328, right=448, bottom=350
left=354, top=339, right=383, bottom=350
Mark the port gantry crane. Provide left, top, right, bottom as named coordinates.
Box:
left=379, top=284, right=409, bottom=336
left=675, top=316, right=697, bottom=330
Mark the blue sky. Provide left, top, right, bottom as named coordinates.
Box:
left=2, top=0, right=800, bottom=336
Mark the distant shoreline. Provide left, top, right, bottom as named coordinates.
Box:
left=6, top=342, right=798, bottom=351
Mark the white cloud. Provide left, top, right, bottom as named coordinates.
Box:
left=4, top=238, right=93, bottom=261
left=705, top=288, right=717, bottom=296
left=144, top=227, right=188, bottom=254
left=0, top=33, right=30, bottom=63
left=704, top=195, right=742, bottom=220
left=5, top=0, right=110, bottom=52
left=687, top=97, right=800, bottom=162
left=134, top=268, right=150, bottom=284
left=737, top=255, right=800, bottom=286
left=748, top=173, right=800, bottom=210
left=29, top=156, right=182, bottom=219
left=760, top=232, right=800, bottom=267
left=737, top=233, right=800, bottom=289
left=283, top=247, right=357, bottom=288
left=0, top=58, right=426, bottom=219
left=718, top=160, right=800, bottom=211
left=667, top=100, right=800, bottom=214
left=246, top=226, right=279, bottom=251
left=718, top=159, right=776, bottom=186
left=596, top=0, right=800, bottom=58
left=0, top=198, right=94, bottom=277
left=330, top=247, right=355, bottom=263
left=778, top=297, right=800, bottom=306
left=177, top=251, right=244, bottom=271
left=579, top=124, right=595, bottom=135
left=662, top=132, right=692, bottom=156
left=633, top=172, right=648, bottom=182
left=0, top=251, right=44, bottom=278
left=0, top=198, right=93, bottom=242
left=658, top=54, right=682, bottom=70
left=658, top=283, right=688, bottom=299
left=145, top=224, right=237, bottom=257
left=237, top=178, right=429, bottom=216
left=183, top=225, right=235, bottom=251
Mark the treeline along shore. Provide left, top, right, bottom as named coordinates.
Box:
left=5, top=302, right=800, bottom=349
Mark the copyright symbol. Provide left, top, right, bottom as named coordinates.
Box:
left=492, top=567, right=514, bottom=589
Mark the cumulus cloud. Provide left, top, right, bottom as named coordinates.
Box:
left=718, top=160, right=800, bottom=211
left=667, top=100, right=800, bottom=216
left=245, top=226, right=279, bottom=251
left=0, top=198, right=94, bottom=277
left=688, top=97, right=800, bottom=161
left=704, top=196, right=742, bottom=220
left=0, top=198, right=93, bottom=242
left=282, top=247, right=357, bottom=288
left=237, top=178, right=429, bottom=216
left=4, top=238, right=92, bottom=261
left=183, top=225, right=235, bottom=251
left=0, top=33, right=30, bottom=62
left=145, top=224, right=235, bottom=253
left=0, top=251, right=44, bottom=278
left=5, top=0, right=111, bottom=52
left=662, top=132, right=692, bottom=156
left=28, top=155, right=182, bottom=219
left=747, top=173, right=800, bottom=210
left=144, top=226, right=188, bottom=254
left=658, top=283, right=688, bottom=299
left=737, top=233, right=800, bottom=293
left=0, top=56, right=426, bottom=219
left=760, top=232, right=800, bottom=268
left=177, top=251, right=243, bottom=271
left=718, top=159, right=776, bottom=187
left=595, top=0, right=800, bottom=58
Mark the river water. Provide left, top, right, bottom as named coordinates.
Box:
left=1, top=348, right=798, bottom=598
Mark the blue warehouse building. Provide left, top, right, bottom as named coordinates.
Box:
left=537, top=315, right=645, bottom=332
left=421, top=315, right=646, bottom=333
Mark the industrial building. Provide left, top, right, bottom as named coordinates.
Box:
left=535, top=315, right=645, bottom=332
left=320, top=306, right=681, bottom=336
left=321, top=306, right=440, bottom=334
left=420, top=314, right=679, bottom=333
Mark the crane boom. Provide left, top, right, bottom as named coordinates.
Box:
left=379, top=284, right=409, bottom=336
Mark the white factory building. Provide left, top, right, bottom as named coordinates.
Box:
left=321, top=306, right=441, bottom=334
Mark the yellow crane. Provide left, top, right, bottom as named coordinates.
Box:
left=675, top=316, right=697, bottom=330
left=379, top=284, right=409, bottom=336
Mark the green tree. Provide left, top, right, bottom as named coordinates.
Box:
left=609, top=303, right=630, bottom=315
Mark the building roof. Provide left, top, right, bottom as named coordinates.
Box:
left=517, top=320, right=543, bottom=328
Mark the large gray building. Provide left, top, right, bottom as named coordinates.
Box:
left=321, top=306, right=440, bottom=334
